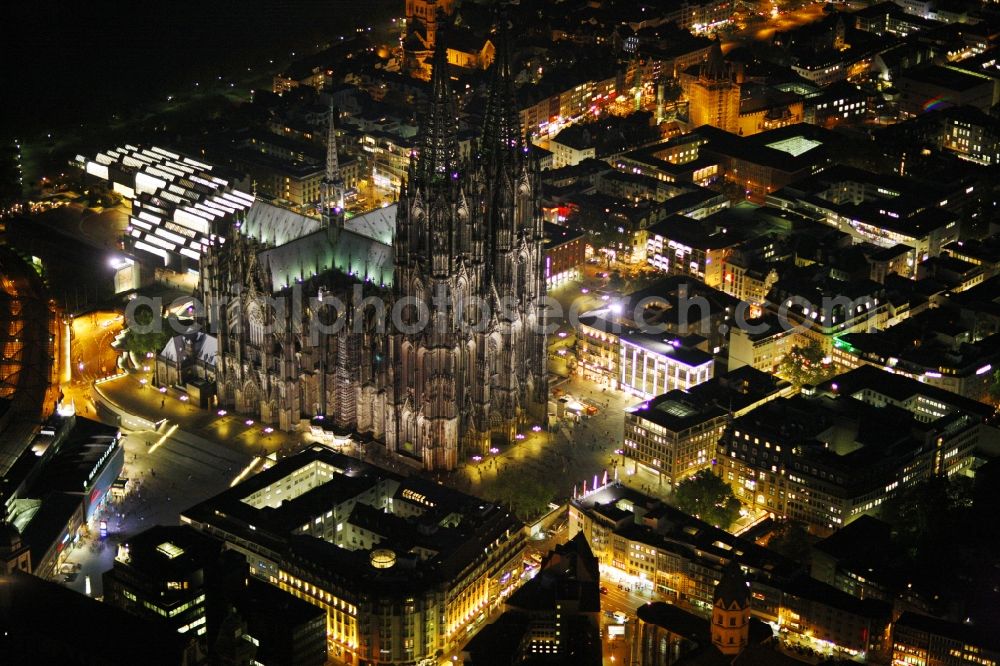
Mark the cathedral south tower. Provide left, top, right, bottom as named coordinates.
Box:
left=386, top=16, right=547, bottom=470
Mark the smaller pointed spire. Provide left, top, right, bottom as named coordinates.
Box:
left=325, top=101, right=341, bottom=185
left=321, top=101, right=345, bottom=231
left=702, top=39, right=730, bottom=82
left=714, top=560, right=750, bottom=609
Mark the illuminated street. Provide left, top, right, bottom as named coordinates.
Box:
left=726, top=2, right=830, bottom=45
left=95, top=372, right=307, bottom=458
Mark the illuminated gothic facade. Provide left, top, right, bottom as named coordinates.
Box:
left=201, top=26, right=547, bottom=470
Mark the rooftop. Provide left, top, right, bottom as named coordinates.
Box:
left=0, top=571, right=191, bottom=666
left=572, top=483, right=799, bottom=579
left=896, top=612, right=1000, bottom=652
left=625, top=367, right=788, bottom=433
left=181, top=446, right=523, bottom=596
left=544, top=222, right=585, bottom=247
left=900, top=64, right=994, bottom=92
left=116, top=524, right=223, bottom=581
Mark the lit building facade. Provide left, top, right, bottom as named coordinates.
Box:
left=618, top=331, right=715, bottom=400
left=202, top=30, right=548, bottom=470
left=623, top=368, right=790, bottom=487
left=569, top=483, right=891, bottom=658
left=645, top=215, right=738, bottom=289
left=681, top=42, right=740, bottom=134
left=766, top=165, right=965, bottom=261
left=767, top=272, right=888, bottom=358
left=360, top=131, right=414, bottom=198
left=714, top=367, right=990, bottom=531
left=575, top=315, right=623, bottom=387
left=727, top=315, right=795, bottom=374
left=518, top=72, right=621, bottom=141
left=543, top=222, right=586, bottom=288
left=2, top=413, right=123, bottom=579
left=939, top=105, right=1000, bottom=166
left=892, top=612, right=1000, bottom=666
left=829, top=327, right=1000, bottom=405
left=182, top=446, right=526, bottom=665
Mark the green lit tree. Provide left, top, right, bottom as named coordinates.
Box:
left=123, top=307, right=172, bottom=357
left=777, top=340, right=836, bottom=389
left=986, top=368, right=1000, bottom=404
left=673, top=470, right=741, bottom=529
left=495, top=469, right=557, bottom=522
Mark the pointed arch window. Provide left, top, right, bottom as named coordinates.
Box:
left=247, top=301, right=265, bottom=348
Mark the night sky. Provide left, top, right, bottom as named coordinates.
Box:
left=2, top=0, right=396, bottom=138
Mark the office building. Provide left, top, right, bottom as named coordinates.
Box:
left=569, top=482, right=891, bottom=658
left=1, top=412, right=123, bottom=578
left=181, top=446, right=527, bottom=665
left=715, top=366, right=992, bottom=531
left=104, top=525, right=223, bottom=638
left=463, top=534, right=602, bottom=665
left=1, top=571, right=198, bottom=666
left=623, top=367, right=790, bottom=487
left=763, top=265, right=888, bottom=358
left=830, top=308, right=1000, bottom=403
left=618, top=328, right=715, bottom=400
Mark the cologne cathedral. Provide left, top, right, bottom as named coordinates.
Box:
left=201, top=22, right=547, bottom=470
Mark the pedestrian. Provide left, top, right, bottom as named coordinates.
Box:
left=161, top=399, right=165, bottom=408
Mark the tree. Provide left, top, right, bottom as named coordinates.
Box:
left=495, top=469, right=557, bottom=522
left=672, top=470, right=741, bottom=529
left=879, top=476, right=973, bottom=549
left=123, top=307, right=172, bottom=357
left=766, top=521, right=812, bottom=563
left=987, top=368, right=1000, bottom=404
left=777, top=340, right=836, bottom=389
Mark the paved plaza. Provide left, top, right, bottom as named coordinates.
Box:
left=60, top=425, right=253, bottom=599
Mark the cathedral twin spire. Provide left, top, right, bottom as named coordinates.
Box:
left=408, top=9, right=524, bottom=192
left=410, top=26, right=460, bottom=189
left=479, top=10, right=523, bottom=169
